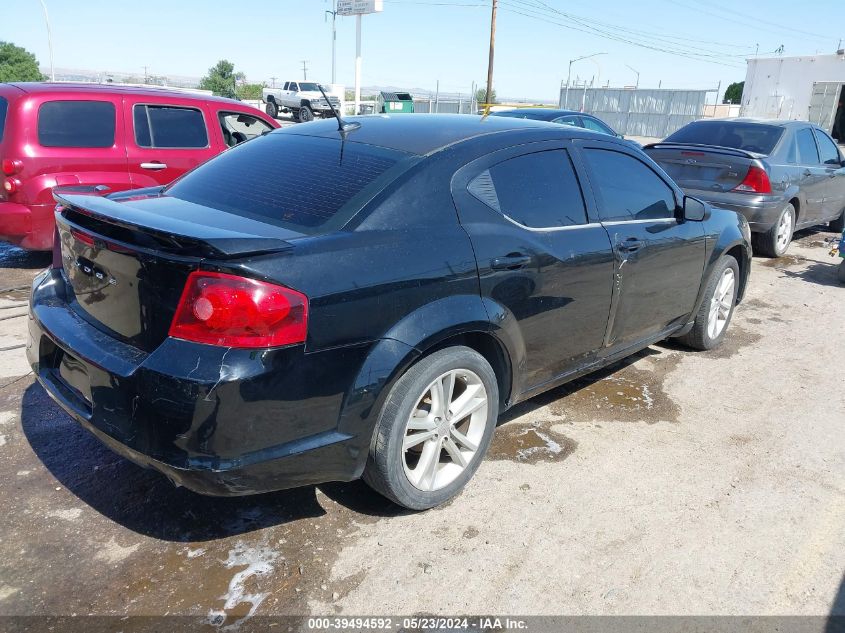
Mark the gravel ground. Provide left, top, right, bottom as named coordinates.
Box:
left=0, top=228, right=843, bottom=628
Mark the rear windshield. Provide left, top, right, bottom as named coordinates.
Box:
left=166, top=132, right=414, bottom=234
left=38, top=101, right=116, bottom=148
left=665, top=121, right=784, bottom=155
left=0, top=97, right=7, bottom=143
left=492, top=110, right=551, bottom=120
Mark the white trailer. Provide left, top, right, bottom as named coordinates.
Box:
left=741, top=52, right=845, bottom=141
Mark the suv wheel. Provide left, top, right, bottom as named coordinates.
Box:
left=677, top=255, right=739, bottom=351
left=363, top=346, right=499, bottom=510
left=752, top=203, right=794, bottom=257
left=299, top=105, right=314, bottom=122
left=265, top=100, right=278, bottom=118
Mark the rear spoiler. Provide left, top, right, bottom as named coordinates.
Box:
left=53, top=190, right=295, bottom=259
left=642, top=143, right=764, bottom=160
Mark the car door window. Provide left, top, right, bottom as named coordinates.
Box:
left=814, top=129, right=842, bottom=166
left=583, top=148, right=677, bottom=221
left=282, top=82, right=289, bottom=90
left=553, top=115, right=580, bottom=127
left=467, top=150, right=587, bottom=228
left=582, top=117, right=614, bottom=136
left=290, top=83, right=298, bottom=92
left=219, top=112, right=273, bottom=147
left=134, top=105, right=208, bottom=149
left=796, top=128, right=821, bottom=165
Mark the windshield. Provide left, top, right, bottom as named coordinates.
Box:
left=0, top=97, right=7, bottom=143
left=299, top=82, right=321, bottom=92
left=492, top=110, right=553, bottom=120
left=166, top=133, right=415, bottom=235
left=665, top=121, right=784, bottom=155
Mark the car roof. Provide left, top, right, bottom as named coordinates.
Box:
left=280, top=113, right=602, bottom=155
left=1, top=82, right=246, bottom=106
left=491, top=108, right=582, bottom=121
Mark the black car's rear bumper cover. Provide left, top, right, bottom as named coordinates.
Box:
left=27, top=269, right=373, bottom=496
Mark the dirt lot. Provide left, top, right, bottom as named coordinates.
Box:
left=0, top=228, right=843, bottom=628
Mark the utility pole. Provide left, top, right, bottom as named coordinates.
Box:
left=38, top=0, right=55, bottom=81
left=485, top=0, right=497, bottom=109
left=143, top=65, right=149, bottom=84
left=301, top=60, right=309, bottom=80
left=326, top=0, right=338, bottom=84
left=270, top=76, right=277, bottom=88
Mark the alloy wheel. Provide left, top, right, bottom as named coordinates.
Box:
left=402, top=369, right=489, bottom=491
left=707, top=267, right=736, bottom=340
left=775, top=207, right=793, bottom=253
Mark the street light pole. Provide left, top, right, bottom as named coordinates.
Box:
left=565, top=52, right=605, bottom=109
left=326, top=0, right=337, bottom=85
left=485, top=0, right=497, bottom=109
left=625, top=64, right=640, bottom=89
left=38, top=0, right=55, bottom=81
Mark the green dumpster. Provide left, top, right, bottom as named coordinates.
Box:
left=378, top=91, right=415, bottom=114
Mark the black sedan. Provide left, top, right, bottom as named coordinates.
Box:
left=28, top=115, right=751, bottom=510
left=645, top=119, right=845, bottom=256
left=490, top=107, right=627, bottom=139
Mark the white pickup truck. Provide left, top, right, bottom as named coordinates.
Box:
left=262, top=81, right=342, bottom=122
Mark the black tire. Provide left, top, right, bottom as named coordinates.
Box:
left=677, top=256, right=740, bottom=351
left=362, top=346, right=499, bottom=511
left=830, top=208, right=845, bottom=233
left=838, top=260, right=845, bottom=284
left=751, top=203, right=795, bottom=257
left=265, top=100, right=278, bottom=119
left=299, top=105, right=314, bottom=122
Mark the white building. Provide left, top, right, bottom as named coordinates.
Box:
left=740, top=52, right=845, bottom=141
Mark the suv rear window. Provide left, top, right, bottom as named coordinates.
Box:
left=38, top=101, right=116, bottom=148
left=665, top=121, right=784, bottom=155
left=166, top=133, right=412, bottom=234
left=0, top=97, right=7, bottom=143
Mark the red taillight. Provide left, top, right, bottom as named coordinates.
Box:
left=3, top=178, right=20, bottom=194
left=732, top=166, right=771, bottom=194
left=169, top=271, right=308, bottom=348
left=70, top=227, right=96, bottom=247
left=1, top=159, right=22, bottom=176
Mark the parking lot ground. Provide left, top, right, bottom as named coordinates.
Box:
left=0, top=229, right=843, bottom=626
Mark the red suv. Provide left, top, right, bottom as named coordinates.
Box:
left=0, top=83, right=279, bottom=250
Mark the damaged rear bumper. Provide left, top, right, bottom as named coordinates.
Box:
left=26, top=268, right=369, bottom=496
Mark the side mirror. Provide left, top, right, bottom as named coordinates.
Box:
left=683, top=196, right=707, bottom=222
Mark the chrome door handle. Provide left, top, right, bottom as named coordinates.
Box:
left=491, top=254, right=532, bottom=270
left=140, top=162, right=167, bottom=170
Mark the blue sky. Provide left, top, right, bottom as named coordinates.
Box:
left=3, top=0, right=844, bottom=101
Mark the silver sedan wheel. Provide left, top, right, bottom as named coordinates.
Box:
left=775, top=207, right=793, bottom=253
left=402, top=369, right=489, bottom=492
left=707, top=267, right=736, bottom=340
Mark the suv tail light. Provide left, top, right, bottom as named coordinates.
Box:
left=732, top=166, right=771, bottom=194
left=3, top=178, right=21, bottom=194
left=1, top=159, right=22, bottom=176
left=169, top=271, right=308, bottom=348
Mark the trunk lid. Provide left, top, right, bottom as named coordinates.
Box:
left=55, top=190, right=301, bottom=352
left=644, top=143, right=764, bottom=193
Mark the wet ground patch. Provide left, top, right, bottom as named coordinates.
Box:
left=488, top=421, right=578, bottom=464
left=761, top=254, right=808, bottom=268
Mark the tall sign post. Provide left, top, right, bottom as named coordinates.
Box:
left=337, top=0, right=383, bottom=114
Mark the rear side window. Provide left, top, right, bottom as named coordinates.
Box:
left=665, top=121, right=784, bottom=155
left=584, top=148, right=677, bottom=221
left=582, top=117, right=614, bottom=136
left=38, top=101, right=115, bottom=148
left=166, top=133, right=410, bottom=234
left=134, top=105, right=208, bottom=148
left=0, top=97, right=7, bottom=143
left=796, top=128, right=820, bottom=164
left=814, top=130, right=842, bottom=165
left=468, top=150, right=587, bottom=228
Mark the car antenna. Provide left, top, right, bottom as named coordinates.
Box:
left=318, top=84, right=361, bottom=137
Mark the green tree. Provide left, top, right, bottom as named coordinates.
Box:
left=199, top=59, right=244, bottom=99
left=0, top=41, right=46, bottom=82
left=236, top=82, right=265, bottom=100
left=476, top=86, right=497, bottom=104
left=723, top=81, right=744, bottom=104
